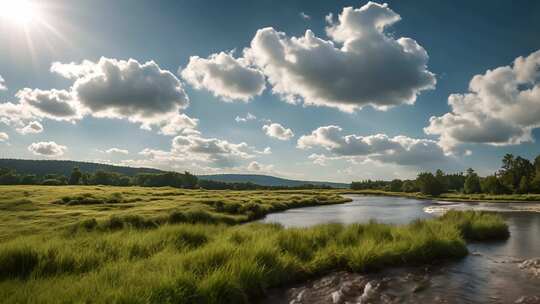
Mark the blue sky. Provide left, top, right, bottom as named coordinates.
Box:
left=1, top=0, right=540, bottom=182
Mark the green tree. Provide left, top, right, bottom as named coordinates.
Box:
left=530, top=174, right=540, bottom=193
left=69, top=167, right=82, bottom=185
left=416, top=172, right=444, bottom=196
left=534, top=155, right=540, bottom=173
left=499, top=154, right=534, bottom=193
left=480, top=175, right=505, bottom=194
left=389, top=179, right=403, bottom=192
left=401, top=180, right=418, bottom=193
left=21, top=174, right=38, bottom=185
left=91, top=170, right=118, bottom=185
left=435, top=169, right=449, bottom=193
left=518, top=176, right=530, bottom=194
left=0, top=169, right=21, bottom=185
left=464, top=168, right=481, bottom=194
left=182, top=171, right=199, bottom=189
left=81, top=173, right=90, bottom=185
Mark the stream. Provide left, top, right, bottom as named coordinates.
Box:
left=260, top=195, right=540, bottom=304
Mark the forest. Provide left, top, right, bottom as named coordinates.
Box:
left=351, top=154, right=540, bottom=196
left=0, top=167, right=332, bottom=190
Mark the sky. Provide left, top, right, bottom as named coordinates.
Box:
left=0, top=0, right=539, bottom=183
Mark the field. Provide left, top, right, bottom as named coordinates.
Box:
left=0, top=185, right=350, bottom=241
left=0, top=186, right=509, bottom=303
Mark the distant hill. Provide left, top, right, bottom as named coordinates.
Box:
left=0, top=159, right=349, bottom=188
left=199, top=174, right=348, bottom=188
left=0, top=159, right=164, bottom=177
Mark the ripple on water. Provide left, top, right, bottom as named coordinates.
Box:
left=424, top=202, right=540, bottom=214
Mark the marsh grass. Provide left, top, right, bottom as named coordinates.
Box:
left=0, top=186, right=350, bottom=241
left=0, top=210, right=508, bottom=303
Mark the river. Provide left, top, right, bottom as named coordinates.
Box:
left=260, top=195, right=540, bottom=303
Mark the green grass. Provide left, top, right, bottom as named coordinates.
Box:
left=0, top=185, right=350, bottom=241
left=0, top=214, right=508, bottom=303
left=0, top=186, right=510, bottom=303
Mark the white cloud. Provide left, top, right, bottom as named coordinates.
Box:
left=235, top=112, right=257, bottom=123
left=28, top=141, right=67, bottom=157
left=51, top=57, right=189, bottom=130
left=17, top=121, right=43, bottom=135
left=0, top=102, right=34, bottom=128
left=300, top=12, right=311, bottom=20
left=16, top=88, right=82, bottom=121
left=308, top=153, right=332, bottom=166
left=298, top=125, right=447, bottom=166
left=135, top=131, right=270, bottom=170
left=2, top=58, right=193, bottom=136
left=104, top=148, right=129, bottom=155
left=247, top=160, right=274, bottom=172
left=262, top=122, right=294, bottom=140
left=255, top=146, right=272, bottom=155
left=245, top=2, right=435, bottom=112
left=158, top=113, right=199, bottom=136
left=171, top=133, right=255, bottom=167
left=0, top=132, right=8, bottom=142
left=0, top=75, right=6, bottom=90
left=181, top=51, right=266, bottom=102
left=425, top=49, right=540, bottom=151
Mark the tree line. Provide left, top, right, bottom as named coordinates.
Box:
left=0, top=167, right=334, bottom=190
left=351, top=153, right=540, bottom=196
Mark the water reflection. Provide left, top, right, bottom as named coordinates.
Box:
left=261, top=196, right=435, bottom=227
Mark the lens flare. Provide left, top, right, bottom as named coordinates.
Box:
left=0, top=0, right=40, bottom=26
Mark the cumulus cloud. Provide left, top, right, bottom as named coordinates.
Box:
left=28, top=141, right=67, bottom=157
left=135, top=131, right=270, bottom=170
left=104, top=148, right=129, bottom=155
left=0, top=102, right=34, bottom=127
left=16, top=88, right=82, bottom=121
left=181, top=52, right=266, bottom=102
left=158, top=113, right=199, bottom=136
left=247, top=161, right=274, bottom=172
left=235, top=112, right=257, bottom=123
left=171, top=133, right=255, bottom=167
left=0, top=132, right=8, bottom=142
left=17, top=121, right=43, bottom=135
left=245, top=2, right=435, bottom=112
left=262, top=122, right=294, bottom=140
left=425, top=49, right=540, bottom=151
left=0, top=75, right=6, bottom=90
left=298, top=125, right=447, bottom=166
left=51, top=57, right=189, bottom=130
left=2, top=58, right=193, bottom=135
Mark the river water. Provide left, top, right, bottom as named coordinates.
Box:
left=260, top=195, right=540, bottom=303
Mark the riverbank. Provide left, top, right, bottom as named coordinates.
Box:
left=340, top=189, right=540, bottom=203
left=0, top=210, right=508, bottom=303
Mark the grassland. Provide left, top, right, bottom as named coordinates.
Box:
left=342, top=189, right=540, bottom=203
left=0, top=185, right=350, bottom=241
left=0, top=186, right=510, bottom=303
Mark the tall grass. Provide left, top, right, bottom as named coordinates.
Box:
left=0, top=186, right=351, bottom=241
left=0, top=211, right=508, bottom=303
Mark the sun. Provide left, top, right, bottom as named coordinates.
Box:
left=0, top=0, right=40, bottom=26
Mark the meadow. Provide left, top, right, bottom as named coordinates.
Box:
left=0, top=186, right=509, bottom=303
left=0, top=185, right=350, bottom=241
